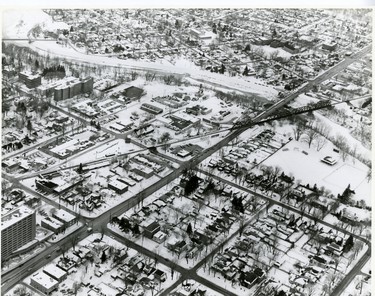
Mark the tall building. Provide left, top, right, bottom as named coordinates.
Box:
left=54, top=76, right=93, bottom=101
left=1, top=205, right=36, bottom=261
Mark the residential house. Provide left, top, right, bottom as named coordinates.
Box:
left=143, top=221, right=160, bottom=239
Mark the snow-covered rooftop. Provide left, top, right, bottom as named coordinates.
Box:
left=1, top=205, right=34, bottom=229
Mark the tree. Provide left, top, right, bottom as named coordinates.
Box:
left=239, top=217, right=246, bottom=237
left=159, top=132, right=172, bottom=152
left=186, top=223, right=193, bottom=236
left=338, top=184, right=354, bottom=204
left=184, top=174, right=200, bottom=196
left=315, top=136, right=327, bottom=151
left=131, top=71, right=139, bottom=81
left=243, top=65, right=249, bottom=76
left=77, top=163, right=83, bottom=174
left=269, top=50, right=280, bottom=61
left=343, top=234, right=354, bottom=253
left=334, top=134, right=350, bottom=162
left=13, top=285, right=31, bottom=296
left=220, top=63, right=226, bottom=74
left=163, top=75, right=174, bottom=85
left=301, top=127, right=319, bottom=148
left=101, top=250, right=107, bottom=263
left=73, top=282, right=80, bottom=296
left=70, top=236, right=79, bottom=251
left=2, top=101, right=11, bottom=116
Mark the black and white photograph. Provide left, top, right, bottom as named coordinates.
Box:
left=1, top=6, right=372, bottom=296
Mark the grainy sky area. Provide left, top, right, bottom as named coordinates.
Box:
left=1, top=0, right=375, bottom=6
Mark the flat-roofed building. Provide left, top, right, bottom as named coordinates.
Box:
left=19, top=71, right=41, bottom=88
left=140, top=103, right=163, bottom=115
left=30, top=272, right=59, bottom=295
left=54, top=77, right=94, bottom=101
left=52, top=209, right=76, bottom=228
left=43, top=264, right=68, bottom=282
left=132, top=165, right=154, bottom=179
left=1, top=205, right=36, bottom=261
left=108, top=179, right=128, bottom=194
left=41, top=217, right=64, bottom=234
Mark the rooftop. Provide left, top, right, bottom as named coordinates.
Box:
left=1, top=205, right=34, bottom=229
left=20, top=70, right=40, bottom=80
left=43, top=264, right=67, bottom=279
left=53, top=209, right=76, bottom=223
left=108, top=180, right=128, bottom=191
left=31, top=272, right=59, bottom=289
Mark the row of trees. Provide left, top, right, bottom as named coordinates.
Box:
left=41, top=65, right=66, bottom=79
left=292, top=117, right=330, bottom=150
left=290, top=115, right=370, bottom=170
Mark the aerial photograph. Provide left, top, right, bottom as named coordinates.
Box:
left=0, top=7, right=372, bottom=296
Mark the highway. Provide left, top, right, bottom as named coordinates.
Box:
left=1, top=42, right=371, bottom=295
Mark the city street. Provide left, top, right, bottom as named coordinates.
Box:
left=1, top=9, right=372, bottom=296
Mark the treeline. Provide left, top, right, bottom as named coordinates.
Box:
left=42, top=65, right=66, bottom=79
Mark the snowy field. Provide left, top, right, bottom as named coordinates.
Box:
left=262, top=139, right=371, bottom=204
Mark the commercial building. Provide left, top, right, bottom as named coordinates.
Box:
left=52, top=209, right=77, bottom=228
left=19, top=71, right=42, bottom=88
left=132, top=165, right=154, bottom=179
left=30, top=272, right=59, bottom=295
left=41, top=217, right=64, bottom=234
left=109, top=121, right=133, bottom=133
left=1, top=205, right=36, bottom=261
left=43, top=264, right=68, bottom=282
left=140, top=103, right=163, bottom=115
left=108, top=179, right=129, bottom=194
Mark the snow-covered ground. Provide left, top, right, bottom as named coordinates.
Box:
left=262, top=139, right=371, bottom=204
left=4, top=284, right=35, bottom=296
left=252, top=45, right=293, bottom=59
left=109, top=175, right=265, bottom=270
left=3, top=8, right=278, bottom=101
left=22, top=233, right=179, bottom=296
left=314, top=112, right=371, bottom=160
left=2, top=9, right=68, bottom=39
left=68, top=140, right=142, bottom=166
left=197, top=203, right=369, bottom=296
left=21, top=160, right=173, bottom=219
left=170, top=280, right=224, bottom=296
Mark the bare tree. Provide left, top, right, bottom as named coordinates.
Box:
left=70, top=236, right=79, bottom=251
left=305, top=284, right=316, bottom=296
left=269, top=50, right=280, bottom=61
left=163, top=75, right=174, bottom=85
left=73, top=282, right=80, bottom=296
left=131, top=71, right=139, bottom=81
left=301, top=128, right=320, bottom=148
left=292, top=122, right=306, bottom=141
left=145, top=72, right=156, bottom=82
left=315, top=136, right=327, bottom=151
left=334, top=135, right=350, bottom=161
